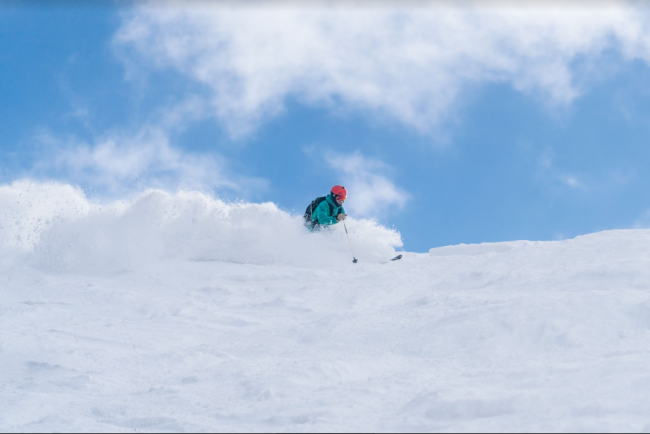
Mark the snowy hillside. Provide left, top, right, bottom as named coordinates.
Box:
left=2, top=182, right=650, bottom=432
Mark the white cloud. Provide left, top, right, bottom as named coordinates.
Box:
left=35, top=128, right=225, bottom=192
left=558, top=175, right=585, bottom=190
left=114, top=1, right=650, bottom=137
left=30, top=99, right=267, bottom=196
left=325, top=151, right=409, bottom=217
left=537, top=148, right=587, bottom=191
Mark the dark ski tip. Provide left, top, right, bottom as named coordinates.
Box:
left=391, top=255, right=403, bottom=261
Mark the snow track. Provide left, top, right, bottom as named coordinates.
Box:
left=1, top=182, right=650, bottom=432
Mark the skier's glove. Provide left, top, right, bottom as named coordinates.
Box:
left=337, top=213, right=347, bottom=222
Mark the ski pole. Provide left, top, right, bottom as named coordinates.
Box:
left=343, top=221, right=358, bottom=264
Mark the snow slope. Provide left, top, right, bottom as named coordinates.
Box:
left=2, top=181, right=650, bottom=432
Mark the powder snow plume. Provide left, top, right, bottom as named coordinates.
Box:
left=0, top=181, right=402, bottom=273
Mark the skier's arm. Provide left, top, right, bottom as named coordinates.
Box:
left=313, top=201, right=338, bottom=226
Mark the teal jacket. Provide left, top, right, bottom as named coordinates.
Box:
left=312, top=193, right=345, bottom=228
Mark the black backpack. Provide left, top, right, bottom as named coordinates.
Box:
left=304, top=196, right=334, bottom=226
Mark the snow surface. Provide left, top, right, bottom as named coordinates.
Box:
left=2, top=181, right=650, bottom=432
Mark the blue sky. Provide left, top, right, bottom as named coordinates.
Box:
left=4, top=2, right=650, bottom=252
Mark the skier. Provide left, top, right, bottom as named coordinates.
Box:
left=304, top=185, right=348, bottom=231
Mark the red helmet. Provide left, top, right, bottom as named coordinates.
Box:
left=331, top=185, right=347, bottom=203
